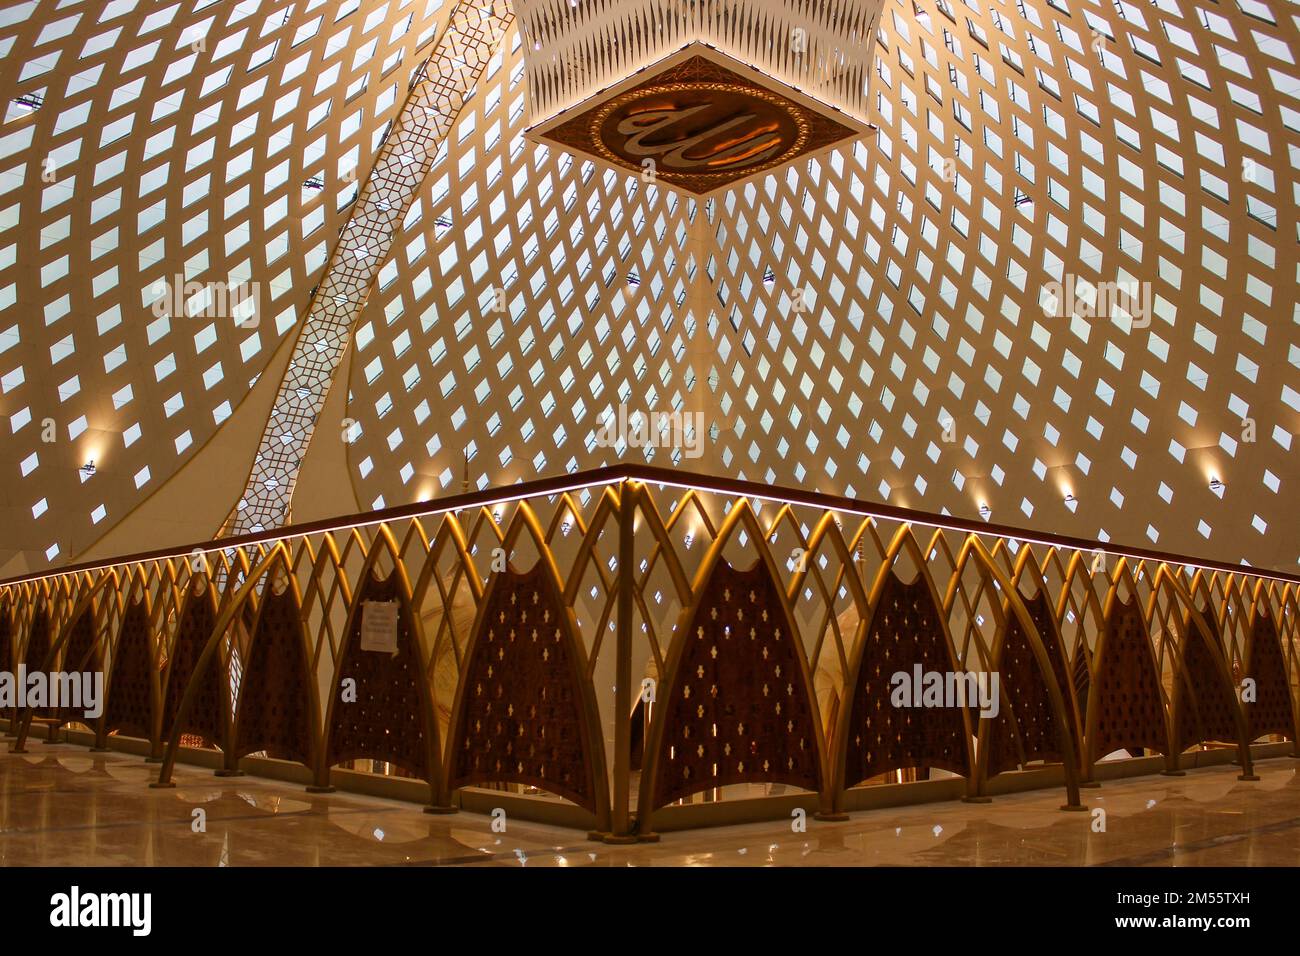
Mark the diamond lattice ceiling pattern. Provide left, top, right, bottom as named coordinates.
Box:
left=1, top=0, right=1299, bottom=576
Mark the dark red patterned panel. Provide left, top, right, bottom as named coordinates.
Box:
left=986, top=591, right=1074, bottom=775
left=0, top=604, right=12, bottom=673
left=23, top=607, right=51, bottom=668
left=103, top=598, right=155, bottom=740
left=652, top=559, right=821, bottom=809
left=0, top=604, right=12, bottom=722
left=449, top=563, right=600, bottom=811
left=161, top=587, right=227, bottom=749
left=23, top=608, right=52, bottom=718
left=1088, top=595, right=1167, bottom=760
left=842, top=571, right=970, bottom=786
left=1246, top=610, right=1295, bottom=741
left=1072, top=646, right=1091, bottom=729
left=56, top=606, right=99, bottom=727
left=324, top=572, right=434, bottom=780
left=1173, top=613, right=1240, bottom=750
left=233, top=583, right=316, bottom=766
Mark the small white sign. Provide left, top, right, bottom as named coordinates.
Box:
left=360, top=600, right=399, bottom=654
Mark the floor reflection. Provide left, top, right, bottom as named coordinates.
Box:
left=0, top=743, right=1296, bottom=866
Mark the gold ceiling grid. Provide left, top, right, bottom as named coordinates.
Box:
left=346, top=0, right=1300, bottom=572
left=0, top=0, right=447, bottom=567
left=0, top=0, right=1298, bottom=576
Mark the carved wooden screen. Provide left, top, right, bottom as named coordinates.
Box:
left=841, top=570, right=970, bottom=786
left=23, top=603, right=50, bottom=669
left=324, top=571, right=438, bottom=782
left=102, top=596, right=155, bottom=741
left=1172, top=613, right=1241, bottom=751
left=1088, top=595, right=1168, bottom=761
left=23, top=604, right=52, bottom=719
left=56, top=603, right=99, bottom=728
left=1245, top=608, right=1295, bottom=742
left=1072, top=648, right=1091, bottom=731
left=0, top=601, right=11, bottom=673
left=448, top=563, right=604, bottom=812
left=0, top=601, right=12, bottom=725
left=161, top=584, right=228, bottom=750
left=650, top=559, right=822, bottom=809
left=233, top=581, right=316, bottom=767
left=985, top=591, right=1074, bottom=775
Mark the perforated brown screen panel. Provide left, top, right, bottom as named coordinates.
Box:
left=1246, top=609, right=1295, bottom=742
left=103, top=597, right=154, bottom=740
left=843, top=572, right=970, bottom=785
left=1089, top=595, right=1167, bottom=760
left=161, top=586, right=226, bottom=749
left=324, top=572, right=433, bottom=780
left=986, top=591, right=1072, bottom=775
left=0, top=605, right=11, bottom=722
left=22, top=605, right=52, bottom=718
left=449, top=563, right=600, bottom=811
left=652, top=560, right=821, bottom=809
left=0, top=604, right=11, bottom=674
left=233, top=583, right=315, bottom=767
left=56, top=604, right=97, bottom=727
left=1172, top=613, right=1240, bottom=751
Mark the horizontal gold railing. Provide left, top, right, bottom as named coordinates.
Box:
left=1, top=466, right=1297, bottom=838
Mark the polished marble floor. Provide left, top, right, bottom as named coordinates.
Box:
left=1, top=742, right=1297, bottom=866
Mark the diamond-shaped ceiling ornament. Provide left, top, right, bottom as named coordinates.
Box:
left=518, top=0, right=881, bottom=195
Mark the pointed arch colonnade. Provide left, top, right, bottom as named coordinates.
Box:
left=1, top=466, right=1296, bottom=841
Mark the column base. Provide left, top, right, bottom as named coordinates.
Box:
left=305, top=785, right=335, bottom=794
left=602, top=835, right=640, bottom=845
left=1060, top=803, right=1088, bottom=812
left=423, top=805, right=458, bottom=815
left=213, top=769, right=245, bottom=778
left=961, top=795, right=993, bottom=804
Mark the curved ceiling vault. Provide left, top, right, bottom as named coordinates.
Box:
left=2, top=0, right=1299, bottom=575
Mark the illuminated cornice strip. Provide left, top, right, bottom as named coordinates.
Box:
left=6, top=464, right=1297, bottom=589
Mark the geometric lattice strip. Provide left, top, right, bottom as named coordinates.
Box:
left=230, top=2, right=514, bottom=533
